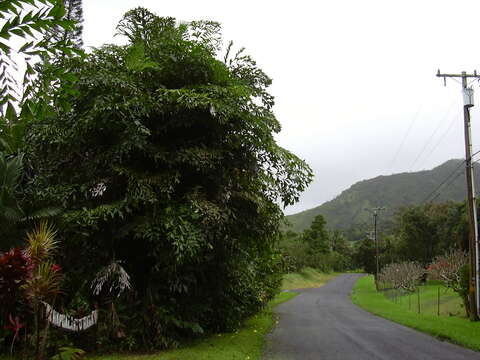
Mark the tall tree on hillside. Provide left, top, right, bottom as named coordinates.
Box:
left=303, top=215, right=330, bottom=254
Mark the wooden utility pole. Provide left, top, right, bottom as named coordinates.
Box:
left=365, top=207, right=385, bottom=285
left=437, top=70, right=480, bottom=320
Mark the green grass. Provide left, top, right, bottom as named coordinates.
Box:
left=352, top=275, right=480, bottom=351
left=88, top=268, right=339, bottom=359
left=379, top=280, right=464, bottom=317
left=281, top=267, right=339, bottom=290
left=87, top=292, right=298, bottom=360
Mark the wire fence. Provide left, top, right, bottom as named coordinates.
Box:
left=380, top=283, right=464, bottom=317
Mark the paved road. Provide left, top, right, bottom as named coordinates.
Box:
left=264, top=274, right=480, bottom=360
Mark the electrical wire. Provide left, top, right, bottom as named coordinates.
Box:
left=421, top=160, right=465, bottom=203
left=388, top=105, right=421, bottom=172
left=421, top=150, right=480, bottom=204
left=418, top=111, right=460, bottom=169
left=409, top=98, right=458, bottom=171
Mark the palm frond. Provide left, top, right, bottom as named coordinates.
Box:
left=0, top=153, right=23, bottom=190
left=0, top=203, right=23, bottom=221
left=91, top=260, right=132, bottom=297
left=22, top=206, right=62, bottom=221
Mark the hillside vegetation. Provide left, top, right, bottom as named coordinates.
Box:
left=286, top=159, right=478, bottom=234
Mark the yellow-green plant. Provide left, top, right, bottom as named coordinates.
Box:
left=22, top=220, right=62, bottom=360
left=24, top=261, right=63, bottom=303
left=24, top=220, right=59, bottom=266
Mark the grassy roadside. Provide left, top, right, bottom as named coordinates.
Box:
left=380, top=280, right=463, bottom=317
left=351, top=275, right=480, bottom=351
left=282, top=267, right=339, bottom=290
left=88, top=292, right=298, bottom=360
left=2, top=270, right=338, bottom=360
left=89, top=269, right=338, bottom=360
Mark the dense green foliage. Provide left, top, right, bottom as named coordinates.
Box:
left=352, top=238, right=376, bottom=274
left=45, top=0, right=84, bottom=48
left=349, top=201, right=468, bottom=274
left=0, top=0, right=83, bottom=250
left=279, top=215, right=353, bottom=273
left=393, top=202, right=468, bottom=264
left=303, top=215, right=330, bottom=253
left=0, top=0, right=81, bottom=121
left=11, top=7, right=312, bottom=352
left=86, top=292, right=298, bottom=360
left=286, top=159, right=475, bottom=236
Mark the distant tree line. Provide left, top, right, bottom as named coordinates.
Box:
left=281, top=201, right=469, bottom=276
left=357, top=201, right=468, bottom=272
left=279, top=214, right=354, bottom=273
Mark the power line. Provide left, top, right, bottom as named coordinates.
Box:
left=409, top=98, right=458, bottom=171
left=388, top=105, right=422, bottom=172
left=421, top=150, right=480, bottom=204
left=419, top=107, right=461, bottom=169
left=421, top=159, right=465, bottom=203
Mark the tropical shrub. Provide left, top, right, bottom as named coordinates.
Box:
left=0, top=221, right=63, bottom=358
left=427, top=249, right=467, bottom=291
left=24, top=7, right=312, bottom=350
left=0, top=247, right=31, bottom=323
left=378, top=261, right=424, bottom=292
left=427, top=249, right=469, bottom=317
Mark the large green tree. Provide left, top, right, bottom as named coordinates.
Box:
left=303, top=214, right=330, bottom=254
left=24, top=8, right=312, bottom=349
left=394, top=202, right=468, bottom=265
left=0, top=0, right=82, bottom=246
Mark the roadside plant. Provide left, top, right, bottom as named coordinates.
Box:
left=427, top=249, right=467, bottom=291
left=378, top=261, right=424, bottom=292
left=24, top=220, right=59, bottom=266
left=427, top=249, right=469, bottom=316
left=50, top=346, right=85, bottom=360
left=91, top=260, right=132, bottom=340
left=0, top=0, right=82, bottom=120
left=0, top=247, right=31, bottom=316
left=25, top=7, right=312, bottom=350
left=0, top=247, right=31, bottom=354
left=91, top=260, right=132, bottom=298
left=22, top=220, right=63, bottom=360
left=0, top=153, right=24, bottom=221
left=4, top=314, right=25, bottom=356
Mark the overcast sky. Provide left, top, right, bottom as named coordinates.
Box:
left=83, top=0, right=480, bottom=215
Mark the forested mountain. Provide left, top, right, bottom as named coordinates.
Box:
left=286, top=159, right=479, bottom=237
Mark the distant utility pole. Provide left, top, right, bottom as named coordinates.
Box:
left=365, top=207, right=385, bottom=284
left=437, top=70, right=480, bottom=320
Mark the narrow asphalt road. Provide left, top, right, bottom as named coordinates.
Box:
left=264, top=273, right=480, bottom=360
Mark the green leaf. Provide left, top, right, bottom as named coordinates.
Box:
left=0, top=41, right=11, bottom=53
left=5, top=101, right=16, bottom=121
left=11, top=28, right=25, bottom=37
left=18, top=40, right=33, bottom=52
